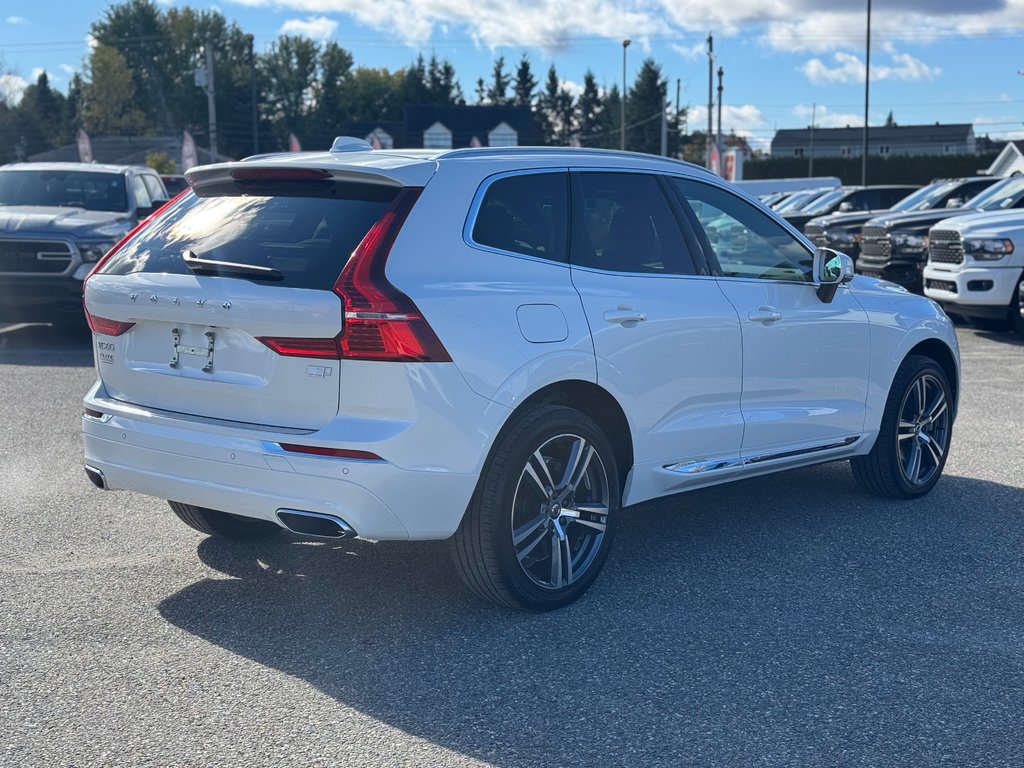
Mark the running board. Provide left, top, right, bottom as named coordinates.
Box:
left=664, top=436, right=860, bottom=475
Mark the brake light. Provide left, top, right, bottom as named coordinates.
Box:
left=334, top=187, right=450, bottom=362
left=230, top=168, right=331, bottom=181
left=277, top=443, right=383, bottom=461
left=85, top=313, right=135, bottom=336
left=258, top=186, right=451, bottom=362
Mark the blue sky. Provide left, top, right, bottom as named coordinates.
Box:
left=2, top=0, right=1023, bottom=151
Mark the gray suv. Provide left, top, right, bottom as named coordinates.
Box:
left=0, top=163, right=169, bottom=324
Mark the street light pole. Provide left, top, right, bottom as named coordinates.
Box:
left=706, top=33, right=714, bottom=170
left=862, top=0, right=872, bottom=185
left=621, top=40, right=631, bottom=151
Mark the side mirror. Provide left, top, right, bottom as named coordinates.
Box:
left=814, top=247, right=855, bottom=303
left=838, top=201, right=855, bottom=213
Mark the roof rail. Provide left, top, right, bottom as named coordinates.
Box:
left=435, top=145, right=709, bottom=172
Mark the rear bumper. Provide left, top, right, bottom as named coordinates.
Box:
left=0, top=273, right=87, bottom=322
left=82, top=373, right=506, bottom=540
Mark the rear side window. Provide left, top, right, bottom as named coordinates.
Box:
left=100, top=184, right=398, bottom=289
left=572, top=172, right=695, bottom=275
left=470, top=172, right=568, bottom=262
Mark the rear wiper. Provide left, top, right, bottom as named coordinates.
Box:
left=182, top=249, right=283, bottom=281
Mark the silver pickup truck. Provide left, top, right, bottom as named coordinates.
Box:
left=0, top=162, right=169, bottom=324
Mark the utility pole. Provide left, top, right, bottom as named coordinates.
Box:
left=809, top=101, right=816, bottom=177
left=621, top=40, right=631, bottom=151
left=247, top=34, right=258, bottom=155
left=205, top=39, right=218, bottom=160
left=862, top=0, right=871, bottom=185
left=706, top=33, right=714, bottom=170
left=716, top=66, right=724, bottom=176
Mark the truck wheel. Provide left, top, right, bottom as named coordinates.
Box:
left=450, top=405, right=619, bottom=611
left=851, top=355, right=952, bottom=499
left=168, top=501, right=282, bottom=540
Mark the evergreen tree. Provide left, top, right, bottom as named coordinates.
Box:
left=19, top=71, right=68, bottom=146
left=513, top=54, right=537, bottom=107
left=596, top=84, right=621, bottom=149
left=627, top=58, right=673, bottom=155
left=575, top=71, right=602, bottom=146
left=403, top=54, right=429, bottom=105
left=475, top=77, right=486, bottom=105
left=487, top=56, right=510, bottom=106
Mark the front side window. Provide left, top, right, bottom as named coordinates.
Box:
left=130, top=175, right=152, bottom=210
left=572, top=172, right=695, bottom=275
left=670, top=177, right=813, bottom=283
left=471, top=172, right=567, bottom=262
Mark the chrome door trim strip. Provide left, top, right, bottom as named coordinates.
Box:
left=663, top=436, right=860, bottom=475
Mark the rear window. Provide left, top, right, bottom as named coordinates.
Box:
left=100, top=184, right=398, bottom=289
left=0, top=170, right=128, bottom=212
left=470, top=172, right=568, bottom=262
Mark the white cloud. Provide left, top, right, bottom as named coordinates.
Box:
left=689, top=103, right=769, bottom=148
left=279, top=15, right=338, bottom=40
left=560, top=79, right=583, bottom=97
left=30, top=67, right=45, bottom=80
left=793, top=103, right=863, bottom=129
left=6, top=15, right=28, bottom=26
left=60, top=64, right=75, bottom=74
left=671, top=41, right=706, bottom=61
left=802, top=50, right=939, bottom=84
left=0, top=73, right=28, bottom=106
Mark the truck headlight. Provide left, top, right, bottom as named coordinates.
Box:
left=964, top=238, right=1014, bottom=261
left=827, top=231, right=858, bottom=246
left=891, top=231, right=927, bottom=253
left=78, top=241, right=118, bottom=263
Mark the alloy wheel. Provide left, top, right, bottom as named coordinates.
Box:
left=510, top=433, right=610, bottom=591
left=896, top=373, right=950, bottom=486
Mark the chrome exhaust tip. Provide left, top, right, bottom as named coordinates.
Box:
left=276, top=509, right=356, bottom=539
left=84, top=465, right=107, bottom=490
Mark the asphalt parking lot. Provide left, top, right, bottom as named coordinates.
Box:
left=1, top=321, right=1022, bottom=767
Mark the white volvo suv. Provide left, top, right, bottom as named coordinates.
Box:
left=82, top=141, right=960, bottom=610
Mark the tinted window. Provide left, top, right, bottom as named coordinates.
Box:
left=671, top=178, right=813, bottom=283
left=142, top=174, right=168, bottom=202
left=100, top=184, right=397, bottom=289
left=572, top=172, right=695, bottom=275
left=0, top=170, right=128, bottom=212
left=130, top=175, right=152, bottom=210
left=471, top=172, right=567, bottom=262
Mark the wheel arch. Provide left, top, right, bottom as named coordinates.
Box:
left=905, top=338, right=959, bottom=420
left=503, top=379, right=634, bottom=490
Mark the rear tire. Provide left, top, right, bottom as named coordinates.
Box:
left=1011, top=276, right=1024, bottom=335
left=851, top=355, right=953, bottom=499
left=168, top=501, right=282, bottom=540
left=450, top=405, right=620, bottom=611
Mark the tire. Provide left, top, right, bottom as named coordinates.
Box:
left=450, top=405, right=620, bottom=611
left=851, top=355, right=953, bottom=499
left=168, top=501, right=282, bottom=540
left=1011, top=275, right=1024, bottom=335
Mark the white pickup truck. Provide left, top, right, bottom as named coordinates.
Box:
left=923, top=208, right=1024, bottom=332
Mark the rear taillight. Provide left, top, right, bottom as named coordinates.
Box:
left=277, top=443, right=383, bottom=461
left=85, top=313, right=135, bottom=336
left=258, top=186, right=451, bottom=363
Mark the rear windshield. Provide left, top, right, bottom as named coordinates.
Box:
left=99, top=184, right=398, bottom=289
left=0, top=170, right=128, bottom=212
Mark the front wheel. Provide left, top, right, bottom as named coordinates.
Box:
left=450, top=405, right=620, bottom=611
left=851, top=355, right=953, bottom=499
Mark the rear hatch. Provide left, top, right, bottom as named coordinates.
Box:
left=84, top=163, right=423, bottom=430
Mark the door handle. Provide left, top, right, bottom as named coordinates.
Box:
left=603, top=308, right=647, bottom=325
left=748, top=306, right=783, bottom=324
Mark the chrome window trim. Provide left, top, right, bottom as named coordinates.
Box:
left=462, top=167, right=571, bottom=266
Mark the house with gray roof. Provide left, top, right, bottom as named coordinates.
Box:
left=771, top=123, right=976, bottom=158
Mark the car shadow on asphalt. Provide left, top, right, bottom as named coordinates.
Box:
left=0, top=322, right=94, bottom=366
left=157, top=464, right=1024, bottom=767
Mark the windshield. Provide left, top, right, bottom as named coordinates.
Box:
left=802, top=188, right=849, bottom=215
left=0, top=170, right=128, bottom=212
left=776, top=189, right=828, bottom=213
left=969, top=176, right=1024, bottom=211
left=890, top=181, right=959, bottom=213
